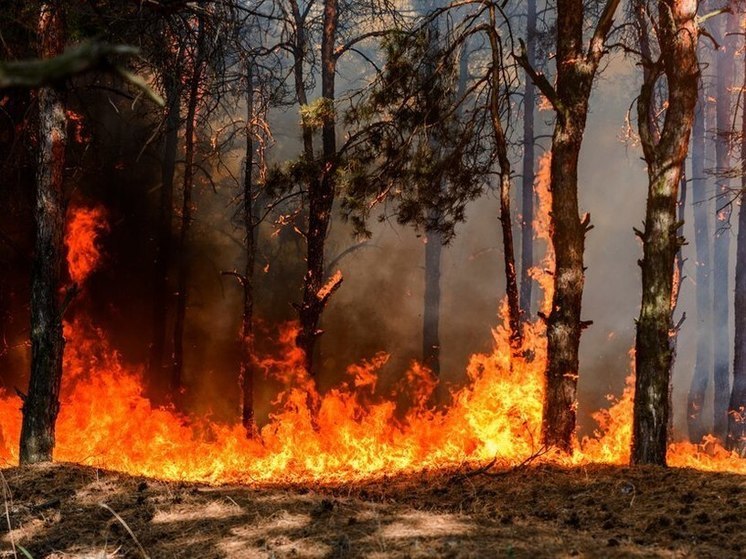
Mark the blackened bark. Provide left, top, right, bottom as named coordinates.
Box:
left=296, top=0, right=339, bottom=376
left=172, top=17, right=205, bottom=396
left=148, top=72, right=179, bottom=383
left=712, top=11, right=736, bottom=441
left=520, top=0, right=537, bottom=322
left=687, top=81, right=711, bottom=442
left=20, top=0, right=67, bottom=464
left=632, top=0, right=699, bottom=466
left=240, top=63, right=258, bottom=434
left=726, top=42, right=746, bottom=455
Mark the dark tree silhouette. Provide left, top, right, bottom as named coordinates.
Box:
left=19, top=0, right=69, bottom=464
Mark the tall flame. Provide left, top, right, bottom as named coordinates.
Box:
left=65, top=206, right=108, bottom=286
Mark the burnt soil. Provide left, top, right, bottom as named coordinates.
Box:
left=0, top=463, right=744, bottom=558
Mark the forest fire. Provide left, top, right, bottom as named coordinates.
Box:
left=0, top=204, right=742, bottom=486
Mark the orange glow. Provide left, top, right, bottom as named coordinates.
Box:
left=65, top=206, right=108, bottom=286
left=0, top=188, right=743, bottom=484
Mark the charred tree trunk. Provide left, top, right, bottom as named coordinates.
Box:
left=20, top=0, right=67, bottom=464
left=240, top=63, right=258, bottom=434
left=632, top=0, right=699, bottom=466
left=172, top=17, right=205, bottom=397
left=148, top=72, right=180, bottom=384
left=687, top=78, right=711, bottom=442
left=712, top=11, right=736, bottom=441
left=727, top=41, right=746, bottom=455
left=518, top=0, right=621, bottom=452
left=520, top=0, right=537, bottom=322
left=296, top=0, right=340, bottom=376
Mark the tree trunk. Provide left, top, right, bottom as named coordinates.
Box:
left=172, top=16, right=205, bottom=396
left=726, top=39, right=746, bottom=455
left=519, top=0, right=537, bottom=322
left=296, top=0, right=339, bottom=376
left=423, top=226, right=442, bottom=375
left=240, top=62, right=258, bottom=434
left=148, top=72, right=179, bottom=385
left=632, top=0, right=698, bottom=466
left=542, top=119, right=588, bottom=451
left=517, top=0, right=621, bottom=452
left=712, top=11, right=736, bottom=441
left=486, top=9, right=521, bottom=349
left=542, top=9, right=593, bottom=452
left=19, top=0, right=67, bottom=465
left=687, top=77, right=711, bottom=441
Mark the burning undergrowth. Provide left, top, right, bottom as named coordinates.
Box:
left=0, top=186, right=744, bottom=485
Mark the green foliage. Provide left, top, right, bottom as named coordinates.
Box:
left=300, top=97, right=335, bottom=131
left=341, top=28, right=490, bottom=243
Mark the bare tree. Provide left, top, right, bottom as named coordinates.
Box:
left=711, top=6, right=738, bottom=441
left=171, top=15, right=207, bottom=396
left=687, top=63, right=712, bottom=442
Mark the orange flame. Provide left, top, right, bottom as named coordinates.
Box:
left=0, top=186, right=744, bottom=484
left=65, top=206, right=108, bottom=286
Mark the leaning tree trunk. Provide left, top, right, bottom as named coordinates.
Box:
left=296, top=0, right=341, bottom=377
left=517, top=0, right=621, bottom=452
left=148, top=72, right=180, bottom=384
left=486, top=10, right=521, bottom=350
left=519, top=0, right=537, bottom=322
left=687, top=77, right=712, bottom=442
left=632, top=0, right=699, bottom=466
left=712, top=10, right=737, bottom=441
left=172, top=16, right=205, bottom=397
left=726, top=39, right=746, bottom=455
left=19, top=0, right=67, bottom=465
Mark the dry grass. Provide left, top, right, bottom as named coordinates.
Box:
left=0, top=462, right=744, bottom=558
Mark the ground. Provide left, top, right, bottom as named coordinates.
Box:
left=0, top=463, right=744, bottom=558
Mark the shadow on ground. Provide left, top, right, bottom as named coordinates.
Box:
left=0, top=463, right=745, bottom=558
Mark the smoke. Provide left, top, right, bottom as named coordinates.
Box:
left=0, top=38, right=731, bottom=446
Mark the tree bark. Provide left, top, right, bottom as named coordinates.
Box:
left=712, top=10, right=737, bottom=441
left=172, top=16, right=205, bottom=397
left=519, top=0, right=537, bottom=323
left=240, top=62, right=258, bottom=434
left=20, top=0, right=67, bottom=465
left=687, top=77, right=711, bottom=442
left=726, top=36, right=746, bottom=455
left=518, top=0, right=622, bottom=452
left=296, top=0, right=339, bottom=376
left=148, top=71, right=180, bottom=384
left=632, top=0, right=699, bottom=466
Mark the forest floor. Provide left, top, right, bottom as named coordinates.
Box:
left=0, top=462, right=744, bottom=558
